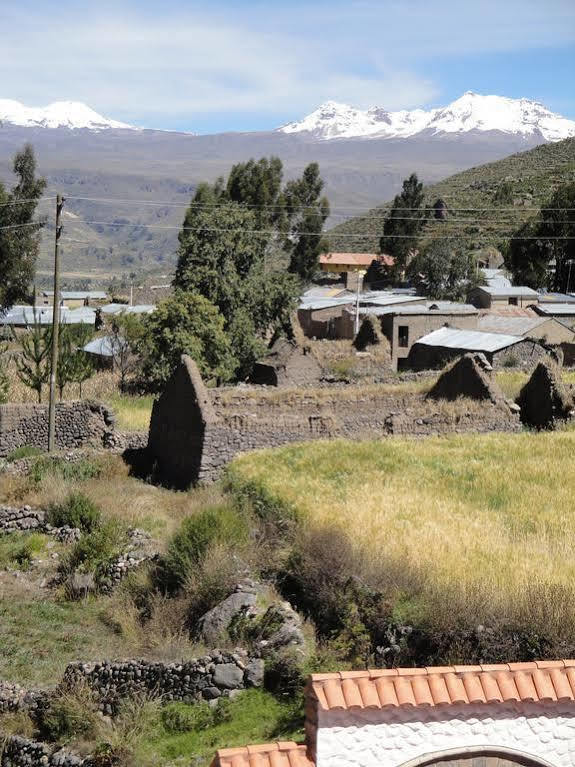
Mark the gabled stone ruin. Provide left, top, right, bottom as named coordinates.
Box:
left=353, top=314, right=387, bottom=351
left=249, top=338, right=323, bottom=387
left=516, top=358, right=574, bottom=429
left=427, top=353, right=509, bottom=408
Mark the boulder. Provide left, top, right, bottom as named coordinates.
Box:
left=212, top=663, right=244, bottom=690
left=197, top=581, right=260, bottom=644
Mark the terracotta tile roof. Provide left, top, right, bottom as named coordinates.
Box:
left=320, top=252, right=394, bottom=268
left=309, top=661, right=575, bottom=710
left=213, top=742, right=314, bottom=767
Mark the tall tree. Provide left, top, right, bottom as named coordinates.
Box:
left=15, top=311, right=51, bottom=403
left=0, top=145, right=46, bottom=309
left=285, top=163, right=330, bottom=282
left=174, top=203, right=299, bottom=377
left=407, top=240, right=482, bottom=301
left=505, top=219, right=552, bottom=289
left=505, top=182, right=575, bottom=291
left=380, top=173, right=425, bottom=276
left=226, top=156, right=285, bottom=230
left=137, top=292, right=236, bottom=391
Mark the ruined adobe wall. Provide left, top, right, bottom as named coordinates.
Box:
left=147, top=356, right=520, bottom=487
left=0, top=401, right=115, bottom=457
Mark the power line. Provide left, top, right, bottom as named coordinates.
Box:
left=63, top=194, right=575, bottom=214
left=0, top=196, right=55, bottom=208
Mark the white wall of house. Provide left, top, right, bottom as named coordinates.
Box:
left=317, top=702, right=575, bottom=767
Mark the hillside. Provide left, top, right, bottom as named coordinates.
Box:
left=0, top=125, right=552, bottom=280
left=327, top=136, right=575, bottom=253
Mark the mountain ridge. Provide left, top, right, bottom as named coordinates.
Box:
left=0, top=99, right=137, bottom=131
left=279, top=92, right=575, bottom=142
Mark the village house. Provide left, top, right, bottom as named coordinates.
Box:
left=351, top=301, right=479, bottom=370
left=478, top=312, right=575, bottom=345
left=212, top=661, right=575, bottom=767
left=298, top=292, right=425, bottom=340
left=41, top=290, right=108, bottom=308
left=533, top=303, right=575, bottom=326
left=407, top=327, right=547, bottom=370
left=467, top=285, right=539, bottom=309
left=319, top=252, right=394, bottom=291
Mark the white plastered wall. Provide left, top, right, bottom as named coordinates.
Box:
left=316, top=702, right=575, bottom=767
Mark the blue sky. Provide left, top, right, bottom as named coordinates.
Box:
left=1, top=0, right=574, bottom=132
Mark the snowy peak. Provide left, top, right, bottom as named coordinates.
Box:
left=0, top=99, right=137, bottom=130
left=279, top=93, right=575, bottom=142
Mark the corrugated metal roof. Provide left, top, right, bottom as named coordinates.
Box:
left=301, top=287, right=347, bottom=299
left=361, top=295, right=426, bottom=307
left=538, top=293, right=575, bottom=304
left=476, top=286, right=538, bottom=297
left=298, top=297, right=354, bottom=311
left=100, top=303, right=155, bottom=315
left=535, top=304, right=575, bottom=315
left=43, top=290, right=107, bottom=300
left=83, top=336, right=115, bottom=357
left=1, top=305, right=95, bottom=325
left=415, top=327, right=523, bottom=352
left=478, top=314, right=547, bottom=336
left=481, top=268, right=512, bottom=289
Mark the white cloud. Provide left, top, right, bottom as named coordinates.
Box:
left=0, top=0, right=573, bottom=127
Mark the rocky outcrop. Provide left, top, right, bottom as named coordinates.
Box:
left=197, top=580, right=263, bottom=645
left=516, top=359, right=574, bottom=429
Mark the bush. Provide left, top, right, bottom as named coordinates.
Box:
left=5, top=445, right=44, bottom=462
left=502, top=354, right=520, bottom=368
left=59, top=520, right=126, bottom=575
left=160, top=505, right=249, bottom=590
left=160, top=699, right=232, bottom=734
left=0, top=532, right=46, bottom=570
left=40, top=687, right=99, bottom=742
left=29, top=456, right=102, bottom=484
left=47, top=492, right=102, bottom=533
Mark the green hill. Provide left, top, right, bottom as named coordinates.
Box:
left=327, top=136, right=575, bottom=254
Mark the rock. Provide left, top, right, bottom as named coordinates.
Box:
left=197, top=588, right=258, bottom=644
left=202, top=686, right=222, bottom=700
left=212, top=663, right=244, bottom=690
left=244, top=659, right=265, bottom=688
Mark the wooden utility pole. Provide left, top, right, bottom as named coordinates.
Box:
left=47, top=194, right=65, bottom=452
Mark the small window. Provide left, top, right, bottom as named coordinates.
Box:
left=398, top=325, right=409, bottom=347
left=508, top=297, right=518, bottom=306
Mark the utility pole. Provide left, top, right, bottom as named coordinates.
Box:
left=47, top=194, right=65, bottom=452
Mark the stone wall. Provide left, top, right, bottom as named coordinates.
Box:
left=0, top=401, right=115, bottom=457
left=62, top=651, right=263, bottom=713
left=147, top=356, right=520, bottom=488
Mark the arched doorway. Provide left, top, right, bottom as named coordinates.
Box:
left=399, top=747, right=558, bottom=767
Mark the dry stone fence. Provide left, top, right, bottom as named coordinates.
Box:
left=0, top=401, right=114, bottom=456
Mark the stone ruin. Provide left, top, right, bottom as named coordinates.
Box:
left=353, top=314, right=390, bottom=355
left=427, top=352, right=515, bottom=413
left=249, top=337, right=323, bottom=387
left=146, top=354, right=521, bottom=488
left=516, top=358, right=575, bottom=429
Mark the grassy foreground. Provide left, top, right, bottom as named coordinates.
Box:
left=231, top=430, right=575, bottom=631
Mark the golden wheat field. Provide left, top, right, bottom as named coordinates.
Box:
left=231, top=429, right=575, bottom=630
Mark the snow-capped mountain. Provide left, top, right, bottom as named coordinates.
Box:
left=279, top=93, right=575, bottom=142
left=0, top=99, right=137, bottom=130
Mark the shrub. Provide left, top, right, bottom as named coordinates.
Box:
left=47, top=492, right=102, bottom=533
left=40, top=687, right=100, bottom=742
left=5, top=445, right=44, bottom=462
left=29, top=456, right=102, bottom=484
left=160, top=702, right=213, bottom=733
left=160, top=505, right=249, bottom=590
left=0, top=532, right=46, bottom=570
left=59, top=520, right=126, bottom=576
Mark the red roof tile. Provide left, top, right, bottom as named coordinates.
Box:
left=319, top=252, right=394, bottom=268
left=213, top=743, right=314, bottom=767
left=309, top=661, right=575, bottom=710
